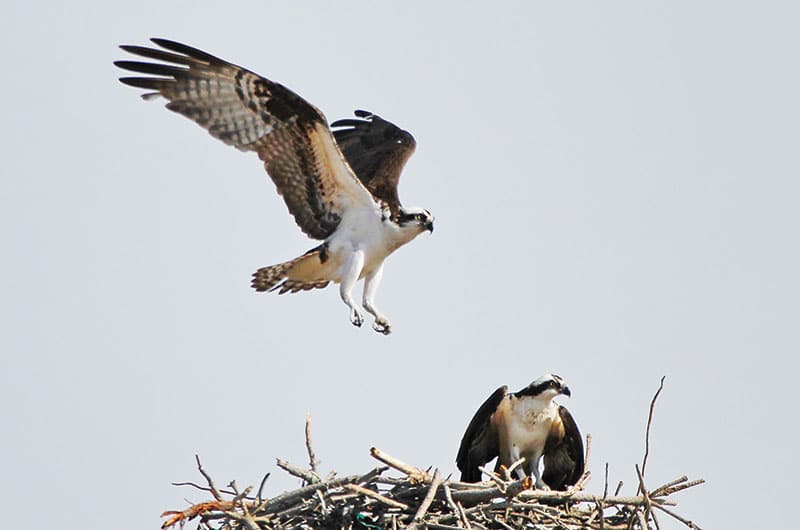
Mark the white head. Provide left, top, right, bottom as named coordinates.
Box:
left=390, top=207, right=434, bottom=248
left=516, top=374, right=571, bottom=401
left=397, top=207, right=434, bottom=233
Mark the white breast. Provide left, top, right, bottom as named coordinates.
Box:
left=514, top=398, right=557, bottom=451
left=326, top=203, right=424, bottom=280
left=493, top=395, right=560, bottom=470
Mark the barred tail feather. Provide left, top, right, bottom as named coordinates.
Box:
left=251, top=247, right=331, bottom=294
left=251, top=261, right=294, bottom=292
left=275, top=278, right=330, bottom=294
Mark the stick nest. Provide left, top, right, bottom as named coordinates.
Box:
left=162, top=381, right=703, bottom=530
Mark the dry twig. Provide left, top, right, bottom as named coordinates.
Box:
left=369, top=447, right=428, bottom=483
left=160, top=380, right=702, bottom=530
left=304, top=414, right=320, bottom=480
left=639, top=376, right=665, bottom=494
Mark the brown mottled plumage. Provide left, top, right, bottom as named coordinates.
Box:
left=116, top=39, right=349, bottom=240
left=115, top=39, right=433, bottom=333
left=457, top=375, right=584, bottom=490
left=251, top=246, right=330, bottom=294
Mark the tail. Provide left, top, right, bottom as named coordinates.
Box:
left=251, top=245, right=331, bottom=294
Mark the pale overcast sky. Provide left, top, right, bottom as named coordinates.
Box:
left=2, top=2, right=798, bottom=529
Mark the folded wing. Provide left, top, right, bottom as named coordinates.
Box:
left=542, top=405, right=585, bottom=490
left=456, top=385, right=508, bottom=482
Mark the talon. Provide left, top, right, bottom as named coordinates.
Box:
left=372, top=318, right=392, bottom=335
left=350, top=309, right=364, bottom=327
left=522, top=476, right=533, bottom=490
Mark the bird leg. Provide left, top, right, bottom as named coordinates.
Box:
left=363, top=264, right=391, bottom=335
left=340, top=250, right=366, bottom=327
left=506, top=449, right=529, bottom=482
left=531, top=456, right=550, bottom=490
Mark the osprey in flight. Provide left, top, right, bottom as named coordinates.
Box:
left=456, top=374, right=584, bottom=490
left=115, top=39, right=433, bottom=334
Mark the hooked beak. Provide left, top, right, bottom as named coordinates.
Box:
left=425, top=221, right=434, bottom=233
left=561, top=386, right=571, bottom=397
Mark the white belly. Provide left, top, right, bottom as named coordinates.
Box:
left=496, top=396, right=559, bottom=466
left=509, top=410, right=553, bottom=458
left=324, top=204, right=419, bottom=282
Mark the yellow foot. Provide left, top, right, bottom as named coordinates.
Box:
left=522, top=476, right=533, bottom=490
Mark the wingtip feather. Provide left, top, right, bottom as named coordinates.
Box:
left=149, top=37, right=222, bottom=63
left=118, top=76, right=172, bottom=90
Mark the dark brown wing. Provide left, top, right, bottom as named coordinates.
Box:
left=331, top=110, right=416, bottom=216
left=456, top=385, right=508, bottom=482
left=115, top=39, right=375, bottom=240
left=542, top=405, right=585, bottom=490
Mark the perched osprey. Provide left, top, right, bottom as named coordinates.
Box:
left=115, top=39, right=433, bottom=334
left=456, top=374, right=584, bottom=490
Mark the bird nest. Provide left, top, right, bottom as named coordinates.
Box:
left=161, top=380, right=703, bottom=530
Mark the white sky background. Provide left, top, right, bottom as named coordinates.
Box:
left=2, top=1, right=798, bottom=529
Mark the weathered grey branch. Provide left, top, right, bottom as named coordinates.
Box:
left=369, top=447, right=427, bottom=483
left=410, top=468, right=443, bottom=525
left=635, top=464, right=659, bottom=530
left=443, top=483, right=472, bottom=529
left=449, top=483, right=680, bottom=507
left=262, top=474, right=362, bottom=513
left=478, top=464, right=508, bottom=490
left=304, top=414, right=320, bottom=479
left=653, top=503, right=704, bottom=530
left=276, top=459, right=318, bottom=485
left=344, top=483, right=409, bottom=510
left=573, top=433, right=593, bottom=491
left=504, top=457, right=526, bottom=481
left=654, top=478, right=706, bottom=497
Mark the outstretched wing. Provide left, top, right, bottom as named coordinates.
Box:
left=456, top=385, right=508, bottom=482
left=331, top=110, right=416, bottom=217
left=542, top=405, right=585, bottom=490
left=115, top=38, right=375, bottom=240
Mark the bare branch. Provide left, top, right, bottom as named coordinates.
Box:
left=504, top=457, right=526, bottom=481
left=653, top=503, right=704, bottom=530
left=276, top=459, right=319, bottom=485
left=443, top=483, right=472, bottom=529
left=304, top=414, right=320, bottom=479
left=369, top=447, right=428, bottom=483
left=477, top=465, right=508, bottom=491
left=450, top=484, right=676, bottom=507
left=635, top=464, right=659, bottom=530
left=573, top=434, right=593, bottom=491
left=410, top=468, right=443, bottom=525
left=639, top=376, right=666, bottom=493
left=195, top=454, right=222, bottom=501
left=257, top=473, right=270, bottom=503
left=345, top=483, right=409, bottom=510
